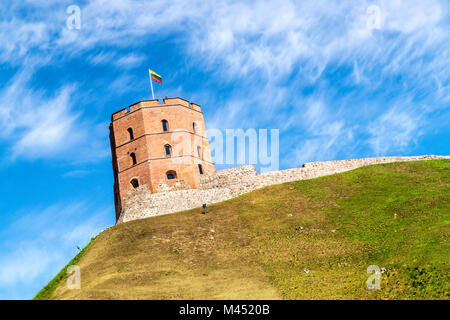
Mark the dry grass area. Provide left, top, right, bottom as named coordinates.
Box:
left=51, top=195, right=281, bottom=300
left=38, top=160, right=449, bottom=300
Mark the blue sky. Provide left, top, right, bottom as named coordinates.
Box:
left=0, top=0, right=449, bottom=299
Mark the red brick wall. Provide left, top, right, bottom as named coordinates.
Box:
left=109, top=98, right=216, bottom=221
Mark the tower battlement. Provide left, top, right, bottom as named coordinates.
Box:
left=109, top=97, right=215, bottom=221
left=111, top=97, right=202, bottom=121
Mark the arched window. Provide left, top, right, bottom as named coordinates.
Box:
left=130, top=153, right=137, bottom=165
left=197, top=146, right=202, bottom=158
left=127, top=128, right=134, bottom=140
left=164, top=144, right=172, bottom=157
left=198, top=164, right=204, bottom=174
left=162, top=120, right=169, bottom=132
left=166, top=170, right=177, bottom=180
left=193, top=122, right=197, bottom=134
left=130, top=178, right=139, bottom=189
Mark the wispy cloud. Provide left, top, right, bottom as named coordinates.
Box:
left=0, top=201, right=111, bottom=299
left=89, top=51, right=145, bottom=68
left=62, top=169, right=90, bottom=178
left=283, top=98, right=356, bottom=165
left=0, top=68, right=109, bottom=162
left=368, top=107, right=421, bottom=155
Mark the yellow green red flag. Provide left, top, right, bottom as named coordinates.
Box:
left=149, top=69, right=162, bottom=84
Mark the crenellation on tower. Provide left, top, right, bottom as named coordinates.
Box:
left=163, top=97, right=191, bottom=107
left=111, top=108, right=128, bottom=120
left=190, top=103, right=202, bottom=112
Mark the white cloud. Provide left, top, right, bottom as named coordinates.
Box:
left=11, top=87, right=81, bottom=158
left=89, top=51, right=145, bottom=68
left=0, top=69, right=109, bottom=162
left=368, top=107, right=421, bottom=155
left=383, top=0, right=443, bottom=33
left=0, top=245, right=60, bottom=286
left=114, top=53, right=145, bottom=68
left=0, top=201, right=111, bottom=297
left=1, top=0, right=447, bottom=78
left=285, top=99, right=355, bottom=165
left=62, top=169, right=90, bottom=178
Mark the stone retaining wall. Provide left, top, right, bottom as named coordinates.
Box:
left=117, top=155, right=449, bottom=223
left=118, top=186, right=232, bottom=223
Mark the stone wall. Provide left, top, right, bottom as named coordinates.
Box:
left=117, top=185, right=232, bottom=223
left=117, top=155, right=449, bottom=223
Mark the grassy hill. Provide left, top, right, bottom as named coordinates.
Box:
left=35, top=160, right=450, bottom=300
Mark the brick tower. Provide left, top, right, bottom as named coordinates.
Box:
left=109, top=97, right=216, bottom=221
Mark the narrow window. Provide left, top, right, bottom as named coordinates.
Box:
left=197, top=146, right=202, bottom=158
left=193, top=122, right=197, bottom=134
left=164, top=144, right=172, bottom=157
left=166, top=170, right=177, bottom=180
left=130, top=153, right=137, bottom=165
left=198, top=164, right=204, bottom=174
left=130, top=178, right=139, bottom=189
left=127, top=128, right=134, bottom=140
left=162, top=120, right=169, bottom=132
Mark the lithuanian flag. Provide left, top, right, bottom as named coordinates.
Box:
left=149, top=69, right=162, bottom=84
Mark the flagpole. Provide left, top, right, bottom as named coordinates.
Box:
left=149, top=69, right=155, bottom=100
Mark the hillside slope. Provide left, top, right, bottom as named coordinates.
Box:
left=36, top=160, right=450, bottom=299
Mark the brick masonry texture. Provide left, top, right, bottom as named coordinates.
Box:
left=110, top=97, right=215, bottom=221
left=117, top=155, right=449, bottom=223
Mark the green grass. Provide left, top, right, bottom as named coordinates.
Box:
left=38, top=160, right=449, bottom=299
